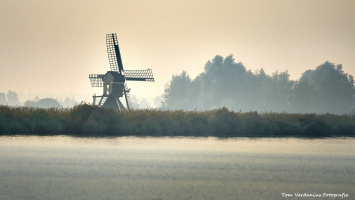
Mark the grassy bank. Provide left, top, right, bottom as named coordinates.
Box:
left=0, top=104, right=354, bottom=137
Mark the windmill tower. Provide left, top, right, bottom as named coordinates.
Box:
left=89, top=33, right=154, bottom=111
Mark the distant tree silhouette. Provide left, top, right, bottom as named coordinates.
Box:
left=162, top=55, right=355, bottom=114
left=6, top=91, right=20, bottom=106
left=292, top=62, right=355, bottom=114
left=61, top=97, right=77, bottom=107
left=25, top=98, right=61, bottom=108
left=162, top=71, right=193, bottom=109
left=0, top=93, right=7, bottom=105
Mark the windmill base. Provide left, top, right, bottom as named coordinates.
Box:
left=92, top=94, right=126, bottom=111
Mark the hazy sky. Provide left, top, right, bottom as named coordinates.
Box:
left=1, top=0, right=354, bottom=106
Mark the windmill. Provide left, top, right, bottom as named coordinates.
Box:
left=89, top=33, right=154, bottom=111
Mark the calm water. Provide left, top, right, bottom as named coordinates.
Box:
left=0, top=136, right=354, bottom=200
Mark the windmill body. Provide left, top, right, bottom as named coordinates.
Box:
left=89, top=34, right=154, bottom=111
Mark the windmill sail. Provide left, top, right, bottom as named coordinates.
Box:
left=106, top=33, right=124, bottom=73
left=124, top=69, right=155, bottom=81
left=124, top=83, right=133, bottom=110
left=89, top=74, right=104, bottom=87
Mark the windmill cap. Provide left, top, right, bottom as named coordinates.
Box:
left=103, top=71, right=125, bottom=83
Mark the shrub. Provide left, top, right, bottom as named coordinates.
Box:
left=210, top=107, right=241, bottom=136
left=83, top=108, right=121, bottom=135
left=299, top=114, right=333, bottom=137
left=68, top=103, right=100, bottom=133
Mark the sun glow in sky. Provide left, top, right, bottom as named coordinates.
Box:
left=1, top=0, right=354, bottom=106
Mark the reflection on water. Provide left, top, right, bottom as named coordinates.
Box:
left=1, top=136, right=354, bottom=200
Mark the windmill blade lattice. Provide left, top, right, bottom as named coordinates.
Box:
left=89, top=74, right=104, bottom=87
left=106, top=34, right=124, bottom=72
left=124, top=83, right=133, bottom=109
left=124, top=69, right=155, bottom=81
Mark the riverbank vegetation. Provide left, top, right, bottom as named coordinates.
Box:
left=0, top=104, right=354, bottom=137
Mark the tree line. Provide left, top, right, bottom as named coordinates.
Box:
left=0, top=91, right=77, bottom=108
left=162, top=55, right=355, bottom=114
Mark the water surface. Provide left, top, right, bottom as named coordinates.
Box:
left=1, top=136, right=354, bottom=200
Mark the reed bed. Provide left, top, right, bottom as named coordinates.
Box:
left=0, top=104, right=354, bottom=137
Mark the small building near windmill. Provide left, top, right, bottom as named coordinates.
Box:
left=0, top=93, right=7, bottom=105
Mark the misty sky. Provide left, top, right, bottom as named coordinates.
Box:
left=1, top=0, right=354, bottom=106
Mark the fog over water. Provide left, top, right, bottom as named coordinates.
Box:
left=1, top=136, right=354, bottom=200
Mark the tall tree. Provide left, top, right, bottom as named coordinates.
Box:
left=162, top=71, right=192, bottom=109
left=293, top=62, right=354, bottom=114
left=0, top=93, right=7, bottom=105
